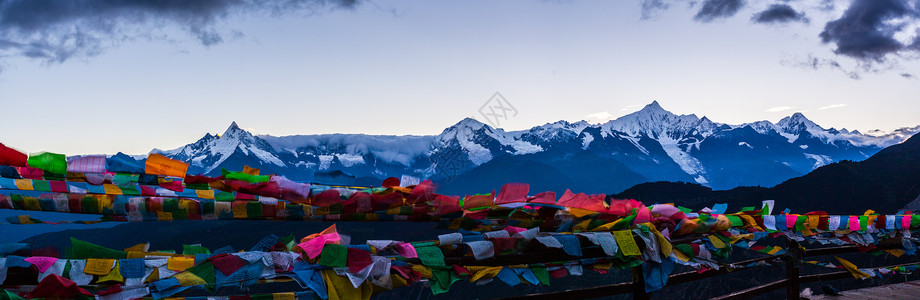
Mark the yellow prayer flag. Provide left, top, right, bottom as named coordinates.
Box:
left=568, top=208, right=597, bottom=218
left=103, top=184, right=123, bottom=195
left=590, top=220, right=620, bottom=232
left=805, top=215, right=819, bottom=229
left=613, top=230, right=641, bottom=256
left=145, top=153, right=189, bottom=177
left=323, top=269, right=373, bottom=300
left=572, top=219, right=592, bottom=232
left=167, top=257, right=195, bottom=271
left=647, top=225, right=672, bottom=257
left=835, top=256, right=871, bottom=279
left=671, top=248, right=691, bottom=262
left=767, top=246, right=782, bottom=255
left=707, top=235, right=727, bottom=249
left=125, top=243, right=150, bottom=252
left=196, top=189, right=215, bottom=199
left=884, top=249, right=905, bottom=257
left=273, top=292, right=296, bottom=300
left=14, top=179, right=33, bottom=191
left=411, top=264, right=433, bottom=279
left=365, top=213, right=379, bottom=221
left=174, top=271, right=207, bottom=286
left=98, top=261, right=125, bottom=283
left=17, top=215, right=33, bottom=224
left=469, top=266, right=503, bottom=282
left=156, top=211, right=174, bottom=221
left=232, top=203, right=248, bottom=219
left=24, top=197, right=41, bottom=211
left=84, top=258, right=116, bottom=275
left=146, top=268, right=159, bottom=283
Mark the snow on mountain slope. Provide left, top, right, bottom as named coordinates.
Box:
left=155, top=122, right=286, bottom=173
left=148, top=102, right=917, bottom=191
left=434, top=118, right=543, bottom=165
left=260, top=134, right=435, bottom=167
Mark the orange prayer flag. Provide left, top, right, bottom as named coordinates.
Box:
left=144, top=154, right=189, bottom=177
left=243, top=165, right=260, bottom=176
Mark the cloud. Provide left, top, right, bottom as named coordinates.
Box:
left=694, top=0, right=745, bottom=22
left=641, top=0, right=671, bottom=20
left=0, top=0, right=360, bottom=69
left=818, top=103, right=848, bottom=110
left=619, top=104, right=644, bottom=112
left=764, top=106, right=794, bottom=112
left=585, top=111, right=616, bottom=122
left=819, top=0, right=920, bottom=63
left=902, top=73, right=915, bottom=78
left=751, top=4, right=809, bottom=24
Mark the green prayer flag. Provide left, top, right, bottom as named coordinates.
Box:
left=727, top=216, right=744, bottom=227
left=215, top=191, right=235, bottom=202
left=319, top=244, right=347, bottom=268
left=430, top=268, right=462, bottom=295
left=27, top=152, right=67, bottom=174
left=222, top=168, right=271, bottom=183
left=31, top=180, right=51, bottom=192
left=250, top=294, right=274, bottom=300
left=673, top=244, right=695, bottom=259
left=531, top=266, right=550, bottom=286
left=187, top=262, right=216, bottom=284
left=0, top=289, right=26, bottom=300
left=183, top=244, right=211, bottom=255
left=415, top=246, right=446, bottom=267
left=70, top=237, right=127, bottom=259
left=247, top=201, right=262, bottom=218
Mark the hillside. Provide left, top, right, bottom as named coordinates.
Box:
left=613, top=132, right=920, bottom=214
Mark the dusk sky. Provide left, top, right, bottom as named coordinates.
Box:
left=1, top=0, right=919, bottom=155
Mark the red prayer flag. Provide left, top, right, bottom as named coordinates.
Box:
left=346, top=248, right=373, bottom=273
left=495, top=183, right=529, bottom=205
left=381, top=177, right=400, bottom=188
left=527, top=191, right=556, bottom=204
left=0, top=143, right=28, bottom=167
left=556, top=190, right=606, bottom=212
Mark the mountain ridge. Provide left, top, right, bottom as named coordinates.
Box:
left=143, top=102, right=919, bottom=194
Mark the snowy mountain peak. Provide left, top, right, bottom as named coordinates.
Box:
left=778, top=112, right=822, bottom=133
left=223, top=121, right=248, bottom=137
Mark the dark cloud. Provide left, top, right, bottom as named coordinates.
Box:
left=641, top=0, right=671, bottom=20
left=818, top=0, right=920, bottom=62
left=0, top=0, right=360, bottom=67
left=694, top=0, right=745, bottom=22
left=752, top=4, right=809, bottom=24
left=901, top=73, right=914, bottom=78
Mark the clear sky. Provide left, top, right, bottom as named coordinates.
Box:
left=1, top=0, right=918, bottom=155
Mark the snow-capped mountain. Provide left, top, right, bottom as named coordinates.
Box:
left=149, top=102, right=920, bottom=194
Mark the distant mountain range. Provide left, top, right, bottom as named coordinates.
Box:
left=119, top=101, right=919, bottom=195
left=613, top=131, right=920, bottom=214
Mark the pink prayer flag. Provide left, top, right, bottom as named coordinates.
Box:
left=903, top=215, right=912, bottom=229
left=848, top=216, right=861, bottom=231
left=25, top=256, right=59, bottom=273
left=394, top=242, right=418, bottom=258
left=786, top=215, right=798, bottom=228
left=297, top=233, right=341, bottom=259
left=633, top=205, right=652, bottom=225
left=503, top=226, right=527, bottom=235
left=66, top=155, right=106, bottom=174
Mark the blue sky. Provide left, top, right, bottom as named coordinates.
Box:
left=0, top=0, right=918, bottom=155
